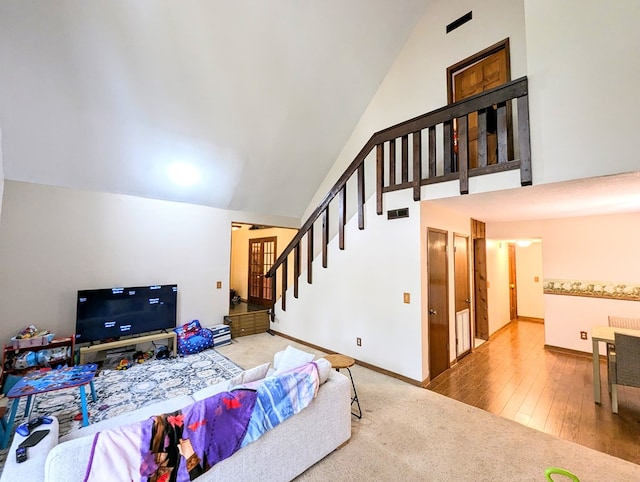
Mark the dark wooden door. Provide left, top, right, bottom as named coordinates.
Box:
left=248, top=237, right=277, bottom=305
left=454, top=234, right=471, bottom=357
left=428, top=229, right=449, bottom=380
left=509, top=243, right=518, bottom=320
left=474, top=238, right=489, bottom=340
left=448, top=40, right=511, bottom=168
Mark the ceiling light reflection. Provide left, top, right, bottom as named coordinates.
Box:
left=168, top=162, right=200, bottom=186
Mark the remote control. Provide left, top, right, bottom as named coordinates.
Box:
left=16, top=415, right=53, bottom=437
left=16, top=446, right=27, bottom=463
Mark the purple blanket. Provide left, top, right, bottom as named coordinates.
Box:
left=84, top=363, right=321, bottom=482
left=84, top=389, right=257, bottom=482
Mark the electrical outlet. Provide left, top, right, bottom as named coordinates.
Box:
left=356, top=337, right=362, bottom=346
left=580, top=331, right=588, bottom=340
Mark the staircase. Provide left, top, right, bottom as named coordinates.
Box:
left=266, top=76, right=531, bottom=313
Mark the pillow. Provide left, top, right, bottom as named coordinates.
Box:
left=314, top=357, right=331, bottom=385
left=173, top=320, right=214, bottom=355
left=228, top=362, right=270, bottom=388
left=274, top=345, right=315, bottom=374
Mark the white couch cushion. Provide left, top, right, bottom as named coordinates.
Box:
left=228, top=362, right=270, bottom=388
left=191, top=378, right=231, bottom=402
left=274, top=345, right=314, bottom=374
left=59, top=394, right=194, bottom=442
left=315, top=357, right=332, bottom=385
left=1, top=417, right=59, bottom=482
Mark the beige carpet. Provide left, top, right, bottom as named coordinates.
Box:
left=217, top=333, right=640, bottom=482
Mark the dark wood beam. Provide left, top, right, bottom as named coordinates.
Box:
left=401, top=135, right=409, bottom=183
left=339, top=186, right=346, bottom=249
left=429, top=126, right=436, bottom=177
left=322, top=207, right=329, bottom=268
left=293, top=243, right=300, bottom=298
left=376, top=143, right=384, bottom=215
left=412, top=131, right=422, bottom=201
left=281, top=257, right=287, bottom=311
left=307, top=224, right=313, bottom=284
left=458, top=116, right=469, bottom=195
left=517, top=95, right=532, bottom=185
left=389, top=139, right=396, bottom=186
left=497, top=102, right=508, bottom=163
left=443, top=121, right=453, bottom=174
left=477, top=110, right=488, bottom=168
left=358, top=163, right=365, bottom=230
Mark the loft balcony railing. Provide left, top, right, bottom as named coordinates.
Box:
left=266, top=76, right=531, bottom=311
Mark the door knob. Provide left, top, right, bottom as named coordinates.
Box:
left=465, top=298, right=471, bottom=303
left=429, top=309, right=437, bottom=315
left=510, top=284, right=515, bottom=288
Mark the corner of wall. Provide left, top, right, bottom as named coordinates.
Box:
left=0, top=126, right=4, bottom=225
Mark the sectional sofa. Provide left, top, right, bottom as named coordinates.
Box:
left=3, top=349, right=352, bottom=482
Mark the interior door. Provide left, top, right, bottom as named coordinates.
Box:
left=449, top=41, right=510, bottom=169
left=509, top=243, right=518, bottom=320
left=454, top=234, right=471, bottom=357
left=474, top=237, right=489, bottom=340
left=248, top=237, right=277, bottom=306
left=428, top=229, right=449, bottom=380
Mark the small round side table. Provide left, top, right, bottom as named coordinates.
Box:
left=324, top=354, right=362, bottom=419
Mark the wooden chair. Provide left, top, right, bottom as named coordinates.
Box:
left=608, top=332, right=640, bottom=414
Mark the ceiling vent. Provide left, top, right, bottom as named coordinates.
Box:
left=446, top=11, right=472, bottom=34
left=387, top=208, right=409, bottom=220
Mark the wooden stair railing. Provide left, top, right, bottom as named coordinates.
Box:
left=266, top=76, right=531, bottom=314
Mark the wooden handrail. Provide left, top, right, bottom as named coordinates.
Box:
left=266, top=76, right=529, bottom=280
left=266, top=137, right=377, bottom=277
left=373, top=76, right=528, bottom=143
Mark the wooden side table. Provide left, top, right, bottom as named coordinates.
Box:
left=324, top=354, right=362, bottom=419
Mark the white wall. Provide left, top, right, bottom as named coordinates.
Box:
left=485, top=212, right=640, bottom=353
left=486, top=240, right=511, bottom=335
left=304, top=0, right=528, bottom=222
left=230, top=226, right=297, bottom=301
left=542, top=212, right=640, bottom=352
left=420, top=202, right=473, bottom=368
left=515, top=242, right=544, bottom=319
left=524, top=0, right=640, bottom=184
left=0, top=181, right=297, bottom=344
left=282, top=0, right=640, bottom=374
left=273, top=189, right=423, bottom=381
left=0, top=127, right=4, bottom=224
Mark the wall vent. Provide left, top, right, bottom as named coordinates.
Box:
left=446, top=11, right=472, bottom=34
left=387, top=208, right=409, bottom=220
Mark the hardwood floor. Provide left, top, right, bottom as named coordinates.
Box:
left=427, top=320, right=640, bottom=465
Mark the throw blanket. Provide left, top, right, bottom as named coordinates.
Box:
left=242, top=361, right=320, bottom=446
left=84, top=362, right=320, bottom=482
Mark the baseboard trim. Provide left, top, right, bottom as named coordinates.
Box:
left=544, top=344, right=602, bottom=360
left=518, top=316, right=544, bottom=323
left=270, top=330, right=425, bottom=387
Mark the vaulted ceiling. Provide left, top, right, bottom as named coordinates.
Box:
left=0, top=1, right=430, bottom=219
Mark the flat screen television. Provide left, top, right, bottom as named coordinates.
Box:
left=75, top=284, right=178, bottom=345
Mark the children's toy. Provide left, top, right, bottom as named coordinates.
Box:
left=115, top=359, right=131, bottom=370
left=14, top=351, right=39, bottom=369
left=173, top=320, right=214, bottom=355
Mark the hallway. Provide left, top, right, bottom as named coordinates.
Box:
left=427, top=320, right=640, bottom=465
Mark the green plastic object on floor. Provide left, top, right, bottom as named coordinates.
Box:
left=545, top=467, right=580, bottom=482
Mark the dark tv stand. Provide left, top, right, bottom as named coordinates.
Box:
left=78, top=332, right=177, bottom=364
